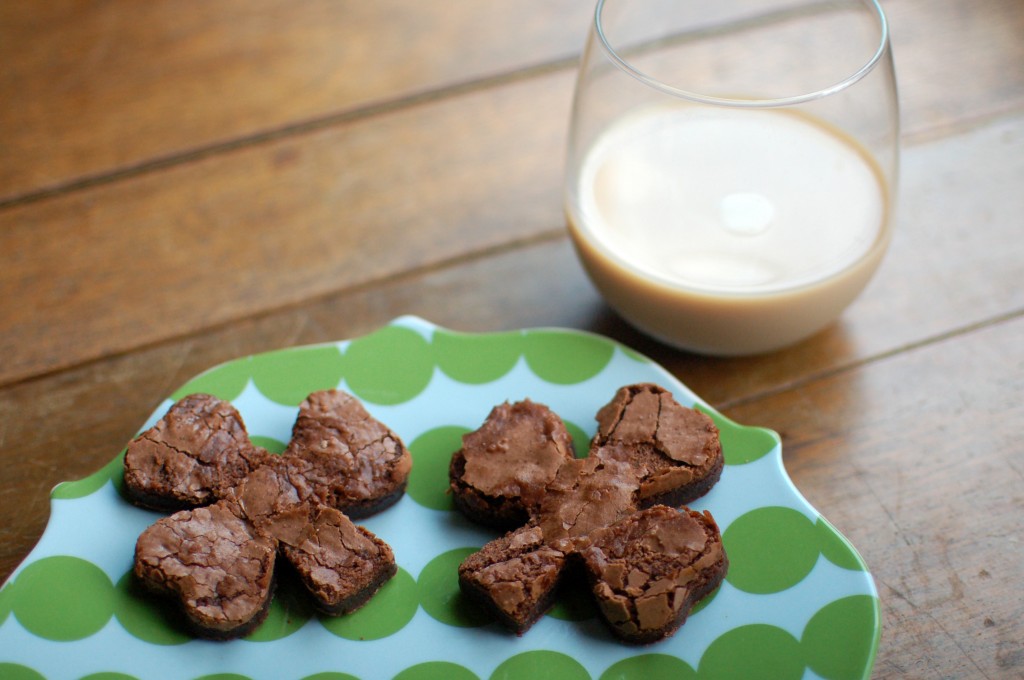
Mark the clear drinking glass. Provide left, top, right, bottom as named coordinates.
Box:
left=565, top=0, right=899, bottom=355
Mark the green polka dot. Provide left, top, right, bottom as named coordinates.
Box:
left=407, top=426, right=471, bottom=511
left=816, top=517, right=868, bottom=571
left=433, top=329, right=523, bottom=384
left=723, top=507, right=820, bottom=594
left=522, top=330, right=614, bottom=385
left=251, top=345, right=345, bottom=406
left=697, top=406, right=778, bottom=465
left=600, top=654, right=696, bottom=680
left=546, top=574, right=597, bottom=622
left=320, top=567, right=417, bottom=640
left=299, top=674, right=360, bottom=680
left=699, top=624, right=804, bottom=679
left=343, top=325, right=434, bottom=405
left=802, top=595, right=879, bottom=680
left=52, top=451, right=124, bottom=500
left=563, top=419, right=591, bottom=459
left=0, top=664, right=46, bottom=680
left=80, top=674, right=140, bottom=680
left=10, top=556, right=115, bottom=641
left=171, top=358, right=252, bottom=402
left=417, top=548, right=490, bottom=628
left=112, top=569, right=190, bottom=646
left=394, top=661, right=479, bottom=680
left=244, top=574, right=314, bottom=642
left=250, top=435, right=288, bottom=455
left=491, top=651, right=590, bottom=680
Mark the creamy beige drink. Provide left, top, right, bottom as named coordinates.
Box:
left=567, top=105, right=891, bottom=355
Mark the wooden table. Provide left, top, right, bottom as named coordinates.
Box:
left=1, top=1, right=1021, bottom=677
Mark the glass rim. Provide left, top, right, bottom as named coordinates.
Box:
left=593, top=0, right=891, bottom=108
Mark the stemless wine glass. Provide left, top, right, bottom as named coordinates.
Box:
left=565, top=0, right=899, bottom=355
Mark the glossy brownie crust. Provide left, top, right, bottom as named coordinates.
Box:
left=449, top=400, right=575, bottom=528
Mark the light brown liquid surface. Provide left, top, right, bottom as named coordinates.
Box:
left=567, top=106, right=890, bottom=355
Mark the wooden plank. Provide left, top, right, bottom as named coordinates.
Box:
left=2, top=95, right=1022, bottom=395
left=2, top=0, right=1022, bottom=203
left=1, top=0, right=1021, bottom=387
left=722, top=317, right=1024, bottom=679
left=2, top=271, right=1021, bottom=680
left=887, top=0, right=1024, bottom=139
left=0, top=0, right=592, bottom=202
left=0, top=70, right=576, bottom=385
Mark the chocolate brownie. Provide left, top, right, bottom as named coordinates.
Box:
left=534, top=456, right=641, bottom=552
left=283, top=389, right=412, bottom=518
left=450, top=384, right=728, bottom=643
left=123, top=393, right=268, bottom=511
left=458, top=525, right=567, bottom=633
left=279, top=504, right=397, bottom=615
left=580, top=505, right=727, bottom=644
left=592, top=383, right=724, bottom=507
left=229, top=459, right=397, bottom=616
left=449, top=400, right=575, bottom=528
left=133, top=501, right=278, bottom=640
left=227, top=459, right=306, bottom=532
left=129, top=389, right=405, bottom=639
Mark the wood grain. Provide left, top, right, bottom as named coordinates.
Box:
left=726, top=316, right=1024, bottom=679
left=2, top=0, right=1021, bottom=390
left=0, top=70, right=575, bottom=386
left=2, top=101, right=1021, bottom=396
left=2, top=0, right=1020, bottom=204
left=0, top=0, right=1022, bottom=675
left=0, top=0, right=591, bottom=202
left=2, top=248, right=1020, bottom=675
left=886, top=0, right=1024, bottom=140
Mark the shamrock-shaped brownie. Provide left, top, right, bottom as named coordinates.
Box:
left=123, top=390, right=411, bottom=639
left=449, top=383, right=727, bottom=643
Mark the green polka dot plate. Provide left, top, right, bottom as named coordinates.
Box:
left=0, top=316, right=880, bottom=680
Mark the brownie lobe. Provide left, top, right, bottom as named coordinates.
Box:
left=461, top=400, right=574, bottom=497
left=593, top=384, right=723, bottom=507
left=450, top=400, right=575, bottom=528
left=123, top=394, right=267, bottom=510
left=458, top=525, right=566, bottom=632
left=281, top=505, right=397, bottom=615
left=284, top=390, right=412, bottom=518
left=133, top=502, right=277, bottom=638
left=582, top=505, right=727, bottom=643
